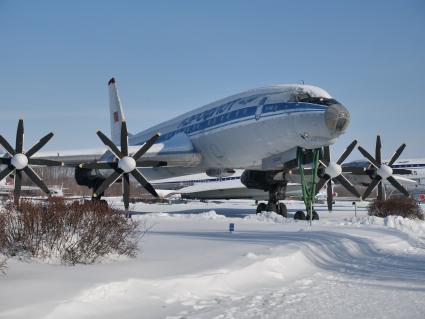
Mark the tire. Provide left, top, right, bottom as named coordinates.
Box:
left=306, top=210, right=320, bottom=220
left=278, top=203, right=288, bottom=218
left=266, top=202, right=278, bottom=213
left=294, top=211, right=306, bottom=220
left=256, top=203, right=267, bottom=214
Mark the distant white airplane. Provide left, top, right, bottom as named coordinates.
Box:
left=0, top=174, right=64, bottom=197
left=152, top=161, right=424, bottom=205
left=0, top=78, right=353, bottom=218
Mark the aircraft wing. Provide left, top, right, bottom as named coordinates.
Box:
left=31, top=133, right=202, bottom=168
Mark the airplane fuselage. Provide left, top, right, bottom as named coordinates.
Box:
left=130, top=84, right=349, bottom=179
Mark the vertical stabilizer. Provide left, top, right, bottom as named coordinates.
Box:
left=108, top=77, right=125, bottom=145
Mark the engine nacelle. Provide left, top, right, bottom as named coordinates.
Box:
left=241, top=170, right=282, bottom=191
left=75, top=167, right=106, bottom=195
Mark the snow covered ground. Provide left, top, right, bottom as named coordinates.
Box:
left=1, top=199, right=425, bottom=319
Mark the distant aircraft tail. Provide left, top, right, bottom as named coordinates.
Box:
left=108, top=77, right=126, bottom=145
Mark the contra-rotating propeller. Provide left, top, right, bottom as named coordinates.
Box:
left=358, top=135, right=411, bottom=200
left=316, top=140, right=362, bottom=211
left=0, top=119, right=63, bottom=203
left=79, top=120, right=160, bottom=210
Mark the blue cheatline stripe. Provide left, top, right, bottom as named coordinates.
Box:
left=153, top=102, right=326, bottom=143
left=262, top=102, right=326, bottom=114
left=392, top=164, right=425, bottom=168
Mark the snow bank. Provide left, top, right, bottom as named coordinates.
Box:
left=42, top=248, right=312, bottom=318
left=244, top=211, right=289, bottom=223
left=138, top=210, right=227, bottom=220
left=344, top=215, right=425, bottom=242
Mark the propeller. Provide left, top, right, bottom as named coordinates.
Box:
left=316, top=140, right=361, bottom=211
left=0, top=119, right=63, bottom=204
left=79, top=120, right=160, bottom=210
left=358, top=135, right=409, bottom=200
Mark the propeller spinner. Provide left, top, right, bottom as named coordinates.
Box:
left=358, top=135, right=410, bottom=200
left=0, top=119, right=63, bottom=204
left=316, top=140, right=361, bottom=211
left=79, top=121, right=160, bottom=210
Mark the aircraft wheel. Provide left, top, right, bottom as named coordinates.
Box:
left=294, top=211, right=306, bottom=220
left=266, top=202, right=278, bottom=213
left=306, top=210, right=320, bottom=220
left=278, top=203, right=288, bottom=218
left=256, top=203, right=267, bottom=214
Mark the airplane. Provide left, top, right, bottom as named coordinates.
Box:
left=151, top=157, right=423, bottom=208
left=0, top=77, right=372, bottom=219
left=151, top=169, right=330, bottom=204
left=152, top=159, right=425, bottom=201
left=0, top=174, right=64, bottom=197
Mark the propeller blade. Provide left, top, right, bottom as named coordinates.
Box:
left=16, top=119, right=24, bottom=154
left=14, top=170, right=22, bottom=204
left=93, top=170, right=123, bottom=197
left=78, top=162, right=118, bottom=170
left=388, top=143, right=406, bottom=166
left=24, top=166, right=50, bottom=194
left=316, top=177, right=328, bottom=194
left=358, top=146, right=380, bottom=168
left=135, top=160, right=167, bottom=168
left=131, top=169, right=159, bottom=198
left=342, top=166, right=366, bottom=174
left=132, top=133, right=161, bottom=161
left=25, top=132, right=54, bottom=158
left=323, top=146, right=330, bottom=165
left=336, top=140, right=357, bottom=165
left=120, top=121, right=128, bottom=156
left=377, top=182, right=384, bottom=201
left=123, top=173, right=130, bottom=210
left=0, top=157, right=11, bottom=165
left=0, top=135, right=16, bottom=155
left=96, top=130, right=123, bottom=159
left=327, top=180, right=333, bottom=211
left=387, top=176, right=410, bottom=197
left=392, top=168, right=411, bottom=175
left=375, top=135, right=382, bottom=165
left=335, top=174, right=361, bottom=198
left=362, top=178, right=380, bottom=200
left=0, top=165, right=14, bottom=181
left=28, top=158, right=63, bottom=167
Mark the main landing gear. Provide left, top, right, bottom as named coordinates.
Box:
left=256, top=184, right=288, bottom=218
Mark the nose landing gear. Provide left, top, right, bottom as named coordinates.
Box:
left=297, top=147, right=321, bottom=222
left=254, top=147, right=322, bottom=221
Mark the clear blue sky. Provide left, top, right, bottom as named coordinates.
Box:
left=0, top=0, right=424, bottom=161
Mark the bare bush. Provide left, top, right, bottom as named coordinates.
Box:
left=368, top=197, right=424, bottom=220
left=0, top=258, right=6, bottom=274
left=0, top=198, right=143, bottom=264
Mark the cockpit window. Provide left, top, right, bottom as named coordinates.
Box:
left=296, top=92, right=339, bottom=106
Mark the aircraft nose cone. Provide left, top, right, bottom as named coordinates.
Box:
left=325, top=103, right=350, bottom=134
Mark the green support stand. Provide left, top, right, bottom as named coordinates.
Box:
left=297, top=148, right=321, bottom=222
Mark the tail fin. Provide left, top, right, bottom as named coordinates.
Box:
left=108, top=77, right=125, bottom=145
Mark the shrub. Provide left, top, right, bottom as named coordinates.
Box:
left=0, top=257, right=6, bottom=274
left=0, top=198, right=143, bottom=264
left=368, top=197, right=424, bottom=220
